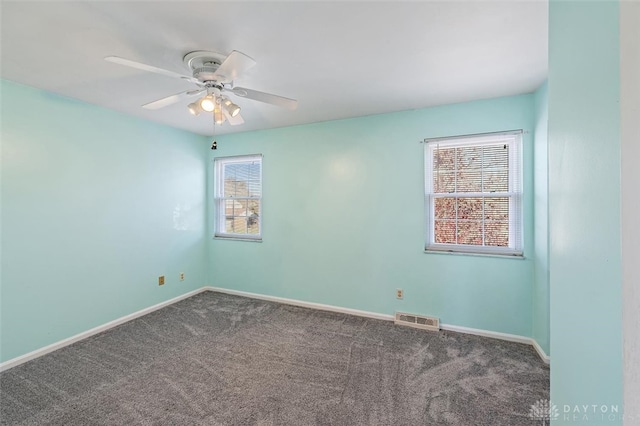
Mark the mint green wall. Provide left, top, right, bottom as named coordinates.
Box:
left=533, top=81, right=549, bottom=356
left=209, top=94, right=536, bottom=338
left=620, top=0, right=640, bottom=417
left=549, top=1, right=623, bottom=422
left=0, top=80, right=208, bottom=362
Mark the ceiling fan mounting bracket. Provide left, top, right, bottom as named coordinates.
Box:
left=183, top=51, right=228, bottom=82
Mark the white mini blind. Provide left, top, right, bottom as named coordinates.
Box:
left=214, top=154, right=263, bottom=240
left=424, top=131, right=523, bottom=256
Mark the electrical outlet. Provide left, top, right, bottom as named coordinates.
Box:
left=179, top=272, right=185, bottom=281
left=396, top=288, right=403, bottom=299
left=158, top=275, right=165, bottom=286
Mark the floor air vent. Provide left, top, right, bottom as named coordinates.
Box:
left=395, top=312, right=440, bottom=332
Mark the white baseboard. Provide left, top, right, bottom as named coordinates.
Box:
left=0, top=286, right=550, bottom=371
left=206, top=286, right=395, bottom=321
left=531, top=339, right=551, bottom=364
left=441, top=323, right=550, bottom=364
left=0, top=288, right=209, bottom=372
left=207, top=286, right=550, bottom=364
left=439, top=323, right=532, bottom=345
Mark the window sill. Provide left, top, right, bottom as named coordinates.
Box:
left=424, top=249, right=525, bottom=260
left=213, top=235, right=262, bottom=243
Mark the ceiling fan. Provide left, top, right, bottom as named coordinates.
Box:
left=104, top=50, right=298, bottom=126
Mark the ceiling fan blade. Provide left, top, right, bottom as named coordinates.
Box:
left=222, top=108, right=245, bottom=126
left=105, top=56, right=198, bottom=84
left=230, top=87, right=298, bottom=110
left=213, top=51, right=256, bottom=83
left=142, top=89, right=204, bottom=110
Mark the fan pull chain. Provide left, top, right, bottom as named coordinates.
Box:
left=211, top=109, right=218, bottom=150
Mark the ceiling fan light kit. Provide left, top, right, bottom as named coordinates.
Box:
left=199, top=94, right=216, bottom=112
left=213, top=106, right=225, bottom=125
left=187, top=102, right=203, bottom=116
left=104, top=50, right=298, bottom=128
left=222, top=99, right=241, bottom=117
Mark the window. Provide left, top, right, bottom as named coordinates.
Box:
left=214, top=155, right=262, bottom=240
left=424, top=131, right=523, bottom=256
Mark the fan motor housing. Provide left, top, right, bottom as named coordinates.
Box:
left=193, top=65, right=220, bottom=82
left=183, top=51, right=226, bottom=82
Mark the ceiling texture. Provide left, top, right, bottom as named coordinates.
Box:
left=0, top=1, right=548, bottom=136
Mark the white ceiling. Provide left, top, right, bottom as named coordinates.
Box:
left=0, top=1, right=548, bottom=136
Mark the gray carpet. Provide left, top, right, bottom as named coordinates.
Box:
left=0, top=291, right=549, bottom=425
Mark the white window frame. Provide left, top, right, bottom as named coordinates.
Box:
left=214, top=154, right=263, bottom=241
left=424, top=131, right=523, bottom=256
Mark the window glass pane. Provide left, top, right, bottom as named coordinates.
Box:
left=433, top=147, right=455, bottom=172
left=247, top=202, right=260, bottom=235
left=248, top=222, right=259, bottom=235
left=484, top=197, right=509, bottom=221
left=225, top=217, right=234, bottom=234
left=225, top=200, right=236, bottom=216
left=225, top=163, right=239, bottom=180
left=485, top=222, right=509, bottom=246
left=247, top=200, right=260, bottom=218
left=483, top=169, right=508, bottom=192
left=234, top=163, right=250, bottom=181
left=223, top=199, right=253, bottom=235
left=433, top=171, right=455, bottom=193
left=234, top=181, right=249, bottom=197
left=247, top=180, right=261, bottom=197
left=457, top=197, right=483, bottom=220
left=482, top=144, right=508, bottom=169
left=231, top=216, right=247, bottom=234
left=224, top=178, right=235, bottom=197
left=456, top=146, right=482, bottom=192
left=457, top=221, right=483, bottom=245
left=434, top=197, right=456, bottom=219
left=456, top=146, right=482, bottom=170
left=234, top=200, right=248, bottom=218
left=456, top=169, right=482, bottom=192
left=248, top=162, right=261, bottom=180
left=434, top=220, right=456, bottom=244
